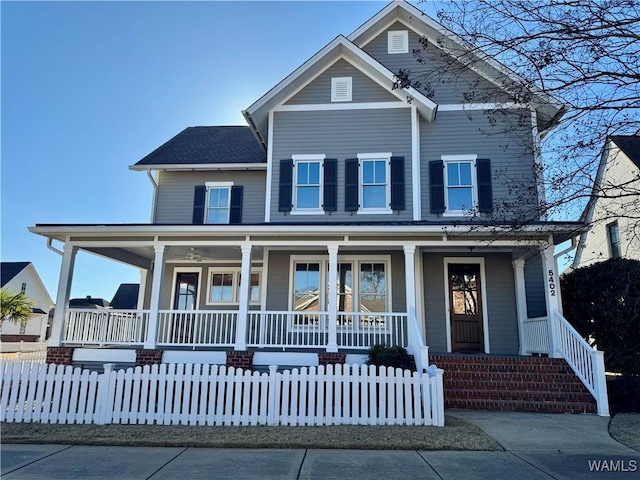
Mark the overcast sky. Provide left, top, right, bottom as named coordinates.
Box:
left=4, top=1, right=438, bottom=301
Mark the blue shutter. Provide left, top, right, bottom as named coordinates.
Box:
left=278, top=159, right=293, bottom=212
left=345, top=158, right=359, bottom=212
left=192, top=185, right=206, bottom=224
left=390, top=156, right=405, bottom=210
left=323, top=159, right=337, bottom=212
left=229, top=186, right=243, bottom=224
left=476, top=158, right=493, bottom=213
left=429, top=161, right=445, bottom=214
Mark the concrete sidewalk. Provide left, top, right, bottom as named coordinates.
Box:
left=2, top=412, right=638, bottom=479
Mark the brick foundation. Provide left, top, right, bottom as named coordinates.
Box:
left=430, top=354, right=597, bottom=413
left=135, top=349, right=163, bottom=366
left=1, top=335, right=40, bottom=343
left=226, top=351, right=254, bottom=370
left=45, top=346, right=74, bottom=365
left=318, top=352, right=346, bottom=366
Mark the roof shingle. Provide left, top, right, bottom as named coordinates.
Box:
left=1, top=262, right=30, bottom=288
left=610, top=135, right=640, bottom=169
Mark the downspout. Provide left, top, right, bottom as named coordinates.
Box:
left=47, top=238, right=64, bottom=256
left=146, top=169, right=158, bottom=223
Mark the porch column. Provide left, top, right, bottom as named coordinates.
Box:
left=235, top=243, right=252, bottom=351
left=512, top=258, right=529, bottom=355
left=144, top=245, right=165, bottom=349
left=137, top=268, right=148, bottom=310
left=48, top=243, right=78, bottom=347
left=541, top=244, right=562, bottom=358
left=403, top=245, right=417, bottom=316
left=326, top=245, right=339, bottom=353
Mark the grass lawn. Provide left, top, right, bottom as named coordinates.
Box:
left=609, top=413, right=640, bottom=452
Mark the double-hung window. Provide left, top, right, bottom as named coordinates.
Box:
left=292, top=155, right=324, bottom=213
left=207, top=269, right=261, bottom=305
left=443, top=155, right=477, bottom=215
left=358, top=153, right=391, bottom=213
left=205, top=182, right=232, bottom=224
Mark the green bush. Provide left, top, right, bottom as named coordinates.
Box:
left=608, top=375, right=640, bottom=413
left=561, top=258, right=640, bottom=374
left=366, top=344, right=415, bottom=371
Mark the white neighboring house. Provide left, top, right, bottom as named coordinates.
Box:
left=573, top=136, right=640, bottom=268
left=1, top=262, right=54, bottom=342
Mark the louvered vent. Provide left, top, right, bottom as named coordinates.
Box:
left=388, top=30, right=408, bottom=54
left=331, top=77, right=352, bottom=102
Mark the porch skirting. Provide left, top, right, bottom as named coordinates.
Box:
left=226, top=351, right=254, bottom=369
left=136, top=349, right=163, bottom=366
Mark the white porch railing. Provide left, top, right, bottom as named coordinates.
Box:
left=522, top=316, right=550, bottom=354
left=407, top=307, right=429, bottom=373
left=64, top=309, right=149, bottom=346
left=157, top=310, right=237, bottom=347
left=246, top=311, right=408, bottom=349
left=551, top=311, right=609, bottom=416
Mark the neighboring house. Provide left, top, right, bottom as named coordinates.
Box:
left=110, top=283, right=140, bottom=310
left=29, top=1, right=607, bottom=414
left=68, top=296, right=111, bottom=309
left=573, top=135, right=640, bottom=268
left=1, top=262, right=54, bottom=342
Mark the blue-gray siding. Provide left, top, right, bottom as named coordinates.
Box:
left=285, top=59, right=398, bottom=105
left=524, top=252, right=547, bottom=318
left=362, top=21, right=513, bottom=105
left=420, top=110, right=539, bottom=221
left=154, top=170, right=266, bottom=224
left=271, top=108, right=413, bottom=221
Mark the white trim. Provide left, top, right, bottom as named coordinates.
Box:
left=292, top=154, right=326, bottom=161
left=129, top=163, right=267, bottom=172
left=205, top=267, right=262, bottom=306
left=411, top=106, right=421, bottom=221
left=441, top=154, right=478, bottom=162
left=442, top=155, right=478, bottom=216
left=357, top=152, right=392, bottom=214
left=443, top=257, right=490, bottom=354
left=265, top=110, right=274, bottom=222
left=273, top=101, right=408, bottom=112
left=438, top=103, right=527, bottom=112
left=169, top=267, right=202, bottom=310
left=204, top=183, right=232, bottom=225
left=388, top=30, right=409, bottom=54
left=331, top=76, right=352, bottom=102
left=205, top=181, right=233, bottom=188
left=260, top=248, right=270, bottom=311
left=291, top=154, right=325, bottom=214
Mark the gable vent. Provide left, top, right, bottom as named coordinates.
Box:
left=388, top=30, right=408, bottom=54
left=331, top=77, right=352, bottom=102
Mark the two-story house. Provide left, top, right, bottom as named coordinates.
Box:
left=29, top=1, right=607, bottom=414
left=573, top=135, right=640, bottom=267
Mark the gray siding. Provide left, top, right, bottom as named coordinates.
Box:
left=420, top=110, right=539, bottom=221
left=422, top=252, right=519, bottom=354
left=154, top=170, right=266, bottom=224
left=362, top=22, right=512, bottom=105
left=271, top=108, right=413, bottom=222
left=285, top=59, right=398, bottom=105
left=524, top=252, right=547, bottom=318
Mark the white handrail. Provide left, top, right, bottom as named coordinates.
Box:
left=551, top=310, right=609, bottom=416
left=64, top=309, right=149, bottom=345
left=157, top=310, right=237, bottom=347
left=407, top=307, right=429, bottom=373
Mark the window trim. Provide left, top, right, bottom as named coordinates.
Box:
left=204, top=181, right=233, bottom=224
left=388, top=30, right=409, bottom=54
left=291, top=154, right=325, bottom=215
left=170, top=267, right=202, bottom=310
left=358, top=152, right=392, bottom=214
left=607, top=222, right=621, bottom=259
left=442, top=154, right=478, bottom=217
left=331, top=77, right=352, bottom=102
left=205, top=267, right=262, bottom=306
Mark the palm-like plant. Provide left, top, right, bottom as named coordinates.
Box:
left=0, top=288, right=36, bottom=328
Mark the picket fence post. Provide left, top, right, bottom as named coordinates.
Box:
left=267, top=365, right=278, bottom=426
left=96, top=363, right=115, bottom=425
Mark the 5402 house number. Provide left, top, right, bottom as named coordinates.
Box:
left=548, top=270, right=557, bottom=296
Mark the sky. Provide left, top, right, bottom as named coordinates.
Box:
left=4, top=0, right=439, bottom=302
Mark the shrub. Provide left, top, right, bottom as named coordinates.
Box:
left=366, top=344, right=415, bottom=371
left=561, top=258, right=640, bottom=374
left=608, top=375, right=640, bottom=413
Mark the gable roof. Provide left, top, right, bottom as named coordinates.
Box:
left=1, top=262, right=30, bottom=288
left=110, top=283, right=140, bottom=309
left=610, top=135, right=640, bottom=169
left=243, top=34, right=437, bottom=145
left=131, top=126, right=266, bottom=170
left=347, top=0, right=564, bottom=132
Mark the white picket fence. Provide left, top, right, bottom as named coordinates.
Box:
left=0, top=350, right=47, bottom=363
left=1, top=362, right=445, bottom=427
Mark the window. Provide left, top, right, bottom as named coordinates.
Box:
left=205, top=182, right=232, bottom=224
left=388, top=30, right=408, bottom=54
left=359, top=263, right=387, bottom=313
left=207, top=269, right=261, bottom=305
left=293, top=263, right=321, bottom=312
left=172, top=270, right=201, bottom=310
left=607, top=222, right=621, bottom=258
left=358, top=153, right=391, bottom=213
left=443, top=155, right=477, bottom=215
left=21, top=282, right=27, bottom=294
left=331, top=77, right=352, bottom=102
left=292, top=155, right=324, bottom=213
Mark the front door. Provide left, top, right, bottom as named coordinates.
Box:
left=172, top=272, right=199, bottom=343
left=448, top=264, right=484, bottom=352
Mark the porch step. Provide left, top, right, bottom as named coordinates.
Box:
left=430, top=354, right=597, bottom=414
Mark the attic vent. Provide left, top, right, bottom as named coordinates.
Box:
left=331, top=77, right=352, bottom=102
left=388, top=30, right=408, bottom=54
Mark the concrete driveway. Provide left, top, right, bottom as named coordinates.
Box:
left=2, top=412, right=638, bottom=479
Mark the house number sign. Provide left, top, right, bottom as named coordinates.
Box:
left=548, top=270, right=556, bottom=296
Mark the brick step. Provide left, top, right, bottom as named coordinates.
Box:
left=437, top=366, right=576, bottom=375
left=446, top=398, right=596, bottom=414
left=441, top=371, right=580, bottom=381
left=443, top=381, right=590, bottom=393
left=445, top=389, right=595, bottom=402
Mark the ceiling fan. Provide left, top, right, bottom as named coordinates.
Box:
left=170, top=247, right=215, bottom=263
